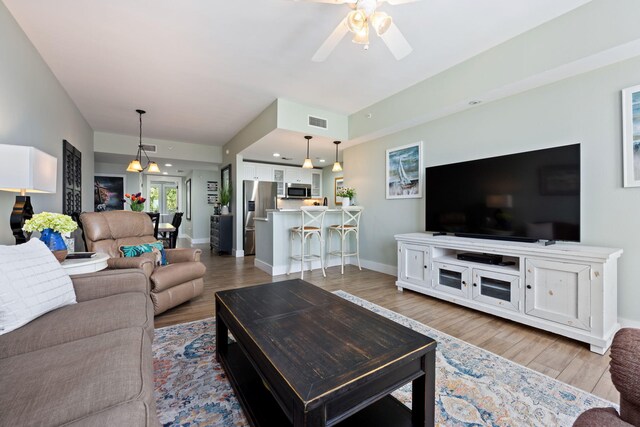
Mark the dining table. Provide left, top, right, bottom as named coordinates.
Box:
left=158, top=223, right=177, bottom=248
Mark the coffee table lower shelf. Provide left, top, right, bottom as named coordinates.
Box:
left=221, top=342, right=415, bottom=427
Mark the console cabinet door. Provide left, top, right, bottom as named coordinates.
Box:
left=472, top=269, right=520, bottom=312
left=432, top=261, right=470, bottom=298
left=525, top=258, right=591, bottom=330
left=398, top=243, right=430, bottom=287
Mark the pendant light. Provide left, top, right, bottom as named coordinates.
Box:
left=127, top=109, right=161, bottom=173
left=332, top=141, right=343, bottom=172
left=302, top=135, right=314, bottom=169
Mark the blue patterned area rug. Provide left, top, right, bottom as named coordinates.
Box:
left=153, top=291, right=615, bottom=426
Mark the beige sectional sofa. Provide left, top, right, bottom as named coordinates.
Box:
left=0, top=267, right=159, bottom=426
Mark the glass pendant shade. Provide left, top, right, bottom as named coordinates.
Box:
left=371, top=12, right=392, bottom=36
left=346, top=10, right=367, bottom=33
left=147, top=162, right=161, bottom=173
left=302, top=158, right=314, bottom=169
left=127, top=159, right=143, bottom=172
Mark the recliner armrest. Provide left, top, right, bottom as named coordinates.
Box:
left=165, top=248, right=202, bottom=263
left=71, top=268, right=149, bottom=302
left=107, top=253, right=155, bottom=277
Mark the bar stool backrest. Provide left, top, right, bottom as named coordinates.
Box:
left=300, top=206, right=328, bottom=231
left=341, top=206, right=363, bottom=229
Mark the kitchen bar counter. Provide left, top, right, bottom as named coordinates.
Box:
left=254, top=208, right=357, bottom=276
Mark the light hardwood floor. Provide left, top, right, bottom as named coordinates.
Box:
left=155, top=246, right=619, bottom=404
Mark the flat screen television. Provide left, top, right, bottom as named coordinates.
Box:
left=425, top=144, right=580, bottom=242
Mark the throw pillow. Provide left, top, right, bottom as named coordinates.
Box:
left=0, top=239, right=77, bottom=336
left=119, top=241, right=167, bottom=266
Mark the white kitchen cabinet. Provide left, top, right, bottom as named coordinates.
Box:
left=273, top=167, right=286, bottom=197
left=311, top=171, right=322, bottom=197
left=395, top=232, right=622, bottom=354
left=397, top=243, right=430, bottom=288
left=525, top=258, right=591, bottom=331
left=244, top=163, right=257, bottom=181
left=286, top=167, right=303, bottom=184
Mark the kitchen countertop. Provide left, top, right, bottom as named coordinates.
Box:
left=266, top=208, right=343, bottom=212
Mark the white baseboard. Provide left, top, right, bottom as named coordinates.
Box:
left=619, top=317, right=640, bottom=328
left=233, top=249, right=245, bottom=258
left=359, top=259, right=397, bottom=276
left=191, top=238, right=210, bottom=245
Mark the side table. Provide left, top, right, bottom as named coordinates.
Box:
left=61, top=253, right=109, bottom=276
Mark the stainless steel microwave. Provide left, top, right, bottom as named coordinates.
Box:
left=286, top=183, right=311, bottom=199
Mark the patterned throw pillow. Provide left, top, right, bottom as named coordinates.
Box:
left=0, top=239, right=77, bottom=335
left=119, top=241, right=167, bottom=266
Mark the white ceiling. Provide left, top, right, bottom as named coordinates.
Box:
left=4, top=0, right=591, bottom=154
left=94, top=152, right=217, bottom=177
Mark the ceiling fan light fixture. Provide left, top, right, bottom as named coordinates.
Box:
left=371, top=12, right=392, bottom=36
left=346, top=10, right=367, bottom=33
left=352, top=24, right=369, bottom=45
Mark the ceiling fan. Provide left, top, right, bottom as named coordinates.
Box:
left=292, top=0, right=419, bottom=62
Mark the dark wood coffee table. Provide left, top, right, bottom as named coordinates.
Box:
left=215, top=279, right=436, bottom=427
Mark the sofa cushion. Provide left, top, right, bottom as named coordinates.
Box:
left=0, top=327, right=154, bottom=426
left=0, top=292, right=153, bottom=359
left=150, top=261, right=207, bottom=292
left=0, top=239, right=76, bottom=336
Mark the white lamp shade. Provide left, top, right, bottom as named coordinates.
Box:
left=0, top=145, right=57, bottom=193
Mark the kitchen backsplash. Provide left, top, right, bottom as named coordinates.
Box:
left=277, top=198, right=323, bottom=209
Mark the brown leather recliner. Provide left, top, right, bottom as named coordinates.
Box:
left=573, top=328, right=640, bottom=426
left=80, top=211, right=206, bottom=315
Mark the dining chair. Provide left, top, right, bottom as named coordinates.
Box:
left=160, top=212, right=183, bottom=249
left=146, top=212, right=160, bottom=239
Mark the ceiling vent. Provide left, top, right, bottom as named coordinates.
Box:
left=308, top=115, right=328, bottom=130
left=141, top=144, right=157, bottom=153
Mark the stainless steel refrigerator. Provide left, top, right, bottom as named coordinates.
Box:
left=243, top=180, right=278, bottom=255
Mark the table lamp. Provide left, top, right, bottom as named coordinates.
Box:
left=0, top=145, right=57, bottom=244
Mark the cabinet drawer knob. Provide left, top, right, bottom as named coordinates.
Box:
left=473, top=283, right=477, bottom=287
left=424, top=265, right=428, bottom=269
left=462, top=281, right=466, bottom=285
left=526, top=285, right=532, bottom=289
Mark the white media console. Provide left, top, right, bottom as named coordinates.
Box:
left=395, top=233, right=623, bottom=354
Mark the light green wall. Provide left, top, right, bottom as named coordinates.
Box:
left=345, top=55, right=640, bottom=323
left=322, top=165, right=343, bottom=208
left=185, top=169, right=218, bottom=242
left=277, top=99, right=348, bottom=140
left=94, top=131, right=223, bottom=164
left=349, top=0, right=640, bottom=143
left=0, top=2, right=94, bottom=245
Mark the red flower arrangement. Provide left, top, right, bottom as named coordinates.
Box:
left=123, top=192, right=146, bottom=212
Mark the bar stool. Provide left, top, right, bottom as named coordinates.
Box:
left=327, top=206, right=363, bottom=274
left=288, top=206, right=328, bottom=280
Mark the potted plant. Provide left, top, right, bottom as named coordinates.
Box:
left=22, top=212, right=78, bottom=261
left=337, top=186, right=356, bottom=207
left=219, top=183, right=232, bottom=215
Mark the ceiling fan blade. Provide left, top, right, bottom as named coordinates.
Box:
left=381, top=0, right=420, bottom=5
left=380, top=22, right=412, bottom=60
left=312, top=17, right=349, bottom=62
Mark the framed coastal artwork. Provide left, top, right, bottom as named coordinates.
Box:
left=622, top=84, right=640, bottom=187
left=386, top=141, right=423, bottom=199
left=334, top=177, right=344, bottom=206
left=94, top=174, right=125, bottom=211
